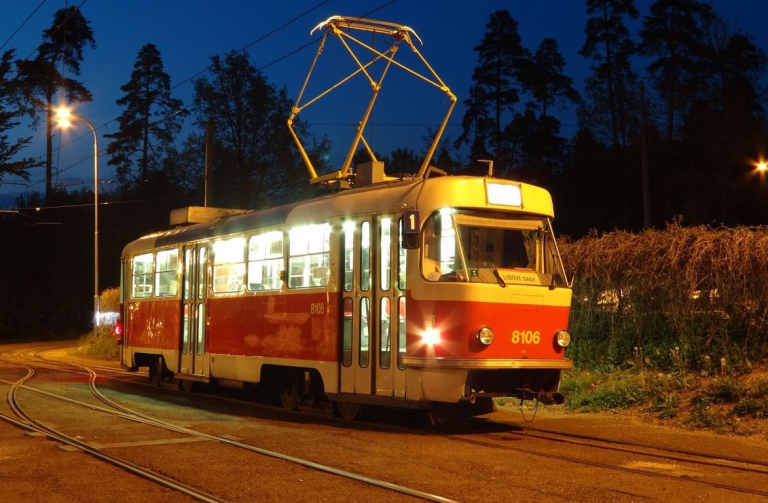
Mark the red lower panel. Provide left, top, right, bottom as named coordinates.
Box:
left=406, top=294, right=570, bottom=360
left=207, top=293, right=339, bottom=362
left=126, top=299, right=181, bottom=350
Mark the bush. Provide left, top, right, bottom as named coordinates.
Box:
left=69, top=287, right=121, bottom=360
left=71, top=324, right=120, bottom=360
left=561, top=223, right=768, bottom=371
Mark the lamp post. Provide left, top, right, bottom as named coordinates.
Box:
left=55, top=107, right=100, bottom=334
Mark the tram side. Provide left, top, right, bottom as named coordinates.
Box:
left=118, top=176, right=573, bottom=418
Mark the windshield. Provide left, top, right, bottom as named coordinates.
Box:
left=422, top=209, right=567, bottom=287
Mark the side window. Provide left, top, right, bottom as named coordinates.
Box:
left=359, top=297, right=370, bottom=368
left=360, top=221, right=371, bottom=291
left=155, top=249, right=179, bottom=297
left=213, top=237, right=246, bottom=294
left=132, top=253, right=153, bottom=298
left=342, top=297, right=353, bottom=367
left=248, top=231, right=283, bottom=291
left=380, top=218, right=391, bottom=291
left=398, top=218, right=406, bottom=291
left=288, top=223, right=331, bottom=288
left=343, top=222, right=354, bottom=292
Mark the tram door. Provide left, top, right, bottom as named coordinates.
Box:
left=339, top=216, right=405, bottom=398
left=340, top=218, right=373, bottom=394
left=179, top=243, right=208, bottom=377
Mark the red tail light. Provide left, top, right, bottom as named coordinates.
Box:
left=115, top=320, right=123, bottom=344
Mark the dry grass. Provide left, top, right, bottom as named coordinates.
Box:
left=560, top=223, right=768, bottom=371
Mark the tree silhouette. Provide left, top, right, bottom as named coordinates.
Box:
left=639, top=0, right=713, bottom=141
left=579, top=0, right=640, bottom=151
left=15, top=6, right=95, bottom=200
left=183, top=52, right=328, bottom=208
left=458, top=10, right=528, bottom=173
left=0, top=49, right=37, bottom=180
left=105, top=43, right=186, bottom=190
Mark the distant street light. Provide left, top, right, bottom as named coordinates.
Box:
left=55, top=106, right=100, bottom=335
left=757, top=161, right=768, bottom=172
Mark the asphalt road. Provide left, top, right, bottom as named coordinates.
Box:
left=1, top=340, right=767, bottom=502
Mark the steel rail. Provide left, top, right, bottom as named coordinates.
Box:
left=2, top=365, right=227, bottom=503
left=10, top=351, right=459, bottom=503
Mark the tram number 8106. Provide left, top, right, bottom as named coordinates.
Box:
left=511, top=330, right=541, bottom=345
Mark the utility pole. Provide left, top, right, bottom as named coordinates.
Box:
left=204, top=120, right=214, bottom=207
left=641, top=81, right=651, bottom=229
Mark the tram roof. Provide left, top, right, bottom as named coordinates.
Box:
left=122, top=175, right=555, bottom=258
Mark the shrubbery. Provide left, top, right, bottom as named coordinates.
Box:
left=70, top=287, right=120, bottom=360
left=560, top=223, right=768, bottom=372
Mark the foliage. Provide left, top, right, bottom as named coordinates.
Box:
left=561, top=224, right=768, bottom=370
left=183, top=51, right=328, bottom=209
left=71, top=324, right=120, bottom=360
left=105, top=43, right=187, bottom=189
left=0, top=49, right=37, bottom=179
left=99, top=287, right=120, bottom=313
left=14, top=6, right=95, bottom=200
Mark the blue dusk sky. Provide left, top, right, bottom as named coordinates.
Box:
left=0, top=0, right=766, bottom=201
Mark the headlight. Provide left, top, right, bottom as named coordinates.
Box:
left=477, top=327, right=494, bottom=346
left=422, top=328, right=440, bottom=346
left=556, top=330, right=571, bottom=348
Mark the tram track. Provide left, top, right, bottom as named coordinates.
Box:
left=8, top=343, right=768, bottom=501
left=431, top=418, right=768, bottom=498
left=0, top=345, right=458, bottom=503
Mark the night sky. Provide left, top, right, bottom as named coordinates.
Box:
left=1, top=0, right=766, bottom=201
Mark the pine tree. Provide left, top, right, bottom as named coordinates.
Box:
left=0, top=49, right=37, bottom=180
left=458, top=10, right=527, bottom=172
left=15, top=6, right=95, bottom=200
left=105, top=43, right=186, bottom=189
left=639, top=0, right=714, bottom=141
left=579, top=0, right=640, bottom=150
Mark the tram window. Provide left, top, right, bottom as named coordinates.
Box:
left=360, top=222, right=371, bottom=291
left=182, top=304, right=190, bottom=354
left=132, top=253, right=153, bottom=298
left=342, top=222, right=354, bottom=292
left=342, top=297, right=353, bottom=367
left=398, top=218, right=406, bottom=291
left=288, top=223, right=331, bottom=288
left=359, top=297, right=370, bottom=368
left=248, top=231, right=283, bottom=291
left=155, top=249, right=179, bottom=297
left=213, top=237, right=246, bottom=294
left=198, top=246, right=207, bottom=299
left=397, top=296, right=406, bottom=370
left=183, top=249, right=193, bottom=300
left=380, top=218, right=391, bottom=291
left=422, top=209, right=459, bottom=281
left=422, top=210, right=561, bottom=286
left=379, top=297, right=391, bottom=369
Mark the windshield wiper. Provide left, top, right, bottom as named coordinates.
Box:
left=491, top=267, right=507, bottom=288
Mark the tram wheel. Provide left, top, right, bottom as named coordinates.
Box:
left=334, top=401, right=360, bottom=421
left=149, top=358, right=163, bottom=387
left=280, top=374, right=300, bottom=411
left=178, top=379, right=195, bottom=393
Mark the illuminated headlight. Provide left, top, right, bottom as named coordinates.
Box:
left=477, top=327, right=494, bottom=346
left=422, top=328, right=440, bottom=346
left=556, top=330, right=571, bottom=348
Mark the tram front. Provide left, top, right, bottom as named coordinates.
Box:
left=404, top=176, right=573, bottom=408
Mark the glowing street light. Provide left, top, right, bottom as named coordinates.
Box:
left=55, top=106, right=100, bottom=334
left=757, top=161, right=768, bottom=172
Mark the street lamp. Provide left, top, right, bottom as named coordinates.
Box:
left=55, top=106, right=100, bottom=334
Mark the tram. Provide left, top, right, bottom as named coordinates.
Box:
left=116, top=16, right=573, bottom=420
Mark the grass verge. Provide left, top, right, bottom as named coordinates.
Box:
left=559, top=365, right=768, bottom=437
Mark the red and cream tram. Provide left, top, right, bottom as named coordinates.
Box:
left=117, top=16, right=573, bottom=420
left=118, top=171, right=572, bottom=418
